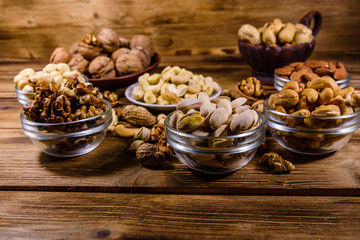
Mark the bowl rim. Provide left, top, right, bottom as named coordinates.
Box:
left=238, top=38, right=316, bottom=50
left=274, top=72, right=351, bottom=85
left=165, top=109, right=266, bottom=140
left=263, top=98, right=360, bottom=120
left=20, top=100, right=112, bottom=127
left=125, top=82, right=222, bottom=110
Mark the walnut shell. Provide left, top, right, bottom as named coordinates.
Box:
left=88, top=56, right=116, bottom=79
left=111, top=47, right=130, bottom=62
left=122, top=105, right=156, bottom=127
left=136, top=143, right=165, bottom=167
left=115, top=53, right=143, bottom=76
left=97, top=28, right=120, bottom=53
left=70, top=42, right=102, bottom=60
left=68, top=54, right=89, bottom=74
left=49, top=47, right=71, bottom=64
left=119, top=37, right=130, bottom=48
left=129, top=46, right=151, bottom=68
left=130, top=35, right=155, bottom=57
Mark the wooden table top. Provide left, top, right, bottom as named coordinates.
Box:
left=1, top=54, right=360, bottom=239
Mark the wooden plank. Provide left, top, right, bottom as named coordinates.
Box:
left=0, top=191, right=359, bottom=239
left=0, top=0, right=359, bottom=58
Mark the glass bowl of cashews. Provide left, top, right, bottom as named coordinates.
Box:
left=165, top=93, right=266, bottom=174
left=14, top=63, right=88, bottom=105
left=125, top=66, right=222, bottom=111
left=264, top=79, right=360, bottom=155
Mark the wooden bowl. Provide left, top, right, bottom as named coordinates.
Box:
left=238, top=11, right=322, bottom=85
left=88, top=53, right=161, bottom=90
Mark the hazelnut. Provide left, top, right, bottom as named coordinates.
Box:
left=111, top=47, right=130, bottom=62
left=68, top=54, right=89, bottom=74
left=69, top=42, right=102, bottom=60
left=115, top=53, right=143, bottom=76
left=129, top=46, right=151, bottom=68
left=97, top=28, right=120, bottom=53
left=49, top=47, right=71, bottom=64
left=89, top=56, right=116, bottom=79
left=130, top=35, right=155, bottom=57
left=119, top=37, right=130, bottom=48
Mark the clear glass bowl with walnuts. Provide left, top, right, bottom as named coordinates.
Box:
left=20, top=100, right=112, bottom=157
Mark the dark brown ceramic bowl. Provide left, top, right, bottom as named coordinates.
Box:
left=88, top=53, right=161, bottom=90
left=238, top=11, right=322, bottom=85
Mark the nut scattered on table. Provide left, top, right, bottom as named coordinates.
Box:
left=238, top=18, right=313, bottom=47
left=132, top=66, right=220, bottom=105
left=275, top=60, right=348, bottom=81
left=259, top=152, right=295, bottom=173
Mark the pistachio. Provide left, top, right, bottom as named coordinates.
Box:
left=200, top=101, right=216, bottom=117
left=209, top=124, right=233, bottom=148
left=197, top=92, right=210, bottom=103
left=209, top=107, right=228, bottom=130
left=230, top=109, right=256, bottom=134
left=168, top=110, right=184, bottom=128
left=225, top=113, right=239, bottom=125
left=129, top=140, right=145, bottom=151
left=177, top=113, right=204, bottom=133
left=176, top=98, right=202, bottom=113
left=217, top=99, right=232, bottom=117
left=211, top=96, right=231, bottom=105
left=134, top=127, right=151, bottom=142
left=231, top=97, right=247, bottom=110
left=235, top=105, right=250, bottom=114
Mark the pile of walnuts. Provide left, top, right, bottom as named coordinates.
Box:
left=49, top=28, right=155, bottom=79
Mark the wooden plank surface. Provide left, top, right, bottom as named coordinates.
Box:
left=0, top=56, right=360, bottom=195
left=0, top=191, right=359, bottom=240
left=0, top=0, right=359, bottom=58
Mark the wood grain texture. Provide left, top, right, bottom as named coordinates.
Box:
left=0, top=0, right=359, bottom=58
left=0, top=191, right=359, bottom=240
left=0, top=56, right=360, bottom=195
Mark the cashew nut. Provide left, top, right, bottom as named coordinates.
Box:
left=114, top=124, right=139, bottom=138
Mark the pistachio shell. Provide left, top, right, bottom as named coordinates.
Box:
left=235, top=105, right=250, bottom=114
left=177, top=113, right=204, bottom=132
left=168, top=110, right=184, bottom=128
left=191, top=127, right=210, bottom=137
left=230, top=109, right=255, bottom=134
left=197, top=92, right=210, bottom=103
left=225, top=113, right=239, bottom=125
left=134, top=127, right=151, bottom=142
left=211, top=96, right=231, bottom=105
left=209, top=107, right=228, bottom=130
left=212, top=124, right=228, bottom=137
left=200, top=101, right=216, bottom=117
left=176, top=98, right=202, bottom=113
left=231, top=98, right=247, bottom=109
left=217, top=99, right=232, bottom=117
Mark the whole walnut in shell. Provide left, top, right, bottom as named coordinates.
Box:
left=111, top=47, right=130, bottom=62
left=129, top=46, right=151, bottom=68
left=68, top=54, right=89, bottom=74
left=115, top=53, right=143, bottom=76
left=119, top=37, right=130, bottom=48
left=49, top=47, right=71, bottom=64
left=89, top=56, right=116, bottom=79
left=70, top=42, right=102, bottom=60
left=97, top=28, right=120, bottom=53
left=130, top=35, right=155, bottom=57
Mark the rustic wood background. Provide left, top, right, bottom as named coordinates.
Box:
left=0, top=0, right=359, bottom=58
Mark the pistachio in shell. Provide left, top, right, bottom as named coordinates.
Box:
left=209, top=107, right=228, bottom=130
left=134, top=127, right=151, bottom=142
left=168, top=110, right=184, bottom=128
left=217, top=99, right=232, bottom=117
left=177, top=112, right=204, bottom=133
left=176, top=98, right=202, bottom=113
left=230, top=109, right=256, bottom=134
left=200, top=101, right=216, bottom=117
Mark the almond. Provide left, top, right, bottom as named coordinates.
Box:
left=305, top=60, right=329, bottom=69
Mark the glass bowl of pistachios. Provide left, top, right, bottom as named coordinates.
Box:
left=164, top=94, right=266, bottom=174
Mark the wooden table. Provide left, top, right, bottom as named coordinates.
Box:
left=1, top=54, right=360, bottom=239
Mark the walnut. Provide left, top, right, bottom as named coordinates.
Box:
left=68, top=54, right=89, bottom=74
left=236, top=77, right=265, bottom=103
left=111, top=47, right=130, bottom=62
left=129, top=46, right=151, bottom=68
left=151, top=123, right=166, bottom=145
left=102, top=90, right=121, bottom=107
left=97, top=28, right=120, bottom=53
left=122, top=105, right=156, bottom=127
left=49, top=47, right=71, bottom=64
left=115, top=53, right=143, bottom=76
left=130, top=35, right=155, bottom=57
left=82, top=33, right=102, bottom=47
left=119, top=37, right=130, bottom=48
left=89, top=56, right=116, bottom=79
left=259, top=152, right=295, bottom=173
left=136, top=143, right=165, bottom=167
left=69, top=42, right=102, bottom=61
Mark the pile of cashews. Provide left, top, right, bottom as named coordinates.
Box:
left=132, top=66, right=220, bottom=105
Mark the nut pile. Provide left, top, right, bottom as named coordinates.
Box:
left=23, top=76, right=107, bottom=123
left=132, top=66, right=220, bottom=104
left=275, top=60, right=348, bottom=81
left=169, top=93, right=260, bottom=137
left=238, top=18, right=313, bottom=47
left=49, top=28, right=155, bottom=79
left=268, top=79, right=360, bottom=149
left=14, top=63, right=86, bottom=93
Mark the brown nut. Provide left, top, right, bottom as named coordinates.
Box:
left=69, top=42, right=102, bottom=60
left=122, top=105, right=156, bottom=127
left=333, top=62, right=347, bottom=80
left=317, top=88, right=334, bottom=105
left=68, top=54, right=89, bottom=74
left=129, top=46, right=151, bottom=68
left=305, top=60, right=329, bottom=70
left=278, top=23, right=297, bottom=44
left=301, top=88, right=318, bottom=103
left=306, top=77, right=340, bottom=96
left=275, top=66, right=294, bottom=76
left=119, top=37, right=130, bottom=48
left=311, top=105, right=341, bottom=117
left=97, top=28, right=120, bottom=53
left=130, top=35, right=155, bottom=57
left=111, top=48, right=130, bottom=62
left=49, top=47, right=71, bottom=64
left=274, top=89, right=299, bottom=107
left=136, top=143, right=165, bottom=167
left=238, top=24, right=261, bottom=45
left=115, top=53, right=143, bottom=76
left=89, top=56, right=116, bottom=79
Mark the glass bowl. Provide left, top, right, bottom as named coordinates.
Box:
left=20, top=100, right=112, bottom=157
left=274, top=72, right=350, bottom=91
left=164, top=111, right=266, bottom=174
left=263, top=99, right=360, bottom=155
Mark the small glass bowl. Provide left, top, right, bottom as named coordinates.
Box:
left=274, top=72, right=351, bottom=91
left=20, top=100, right=112, bottom=157
left=263, top=99, right=360, bottom=155
left=15, top=74, right=89, bottom=105
left=164, top=111, right=266, bottom=174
